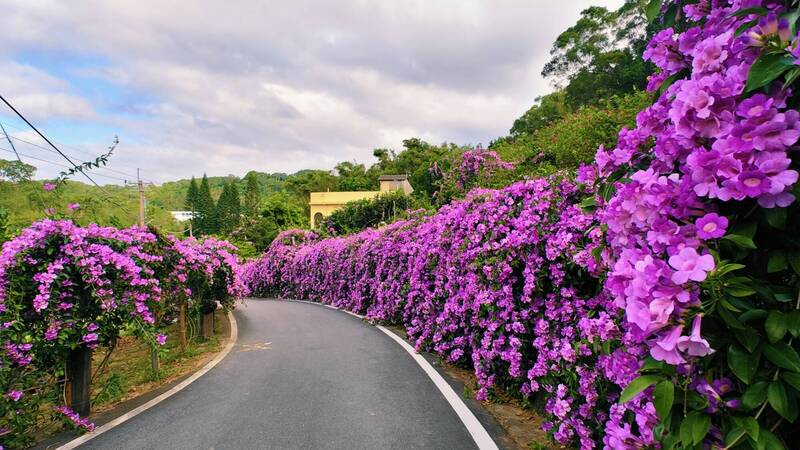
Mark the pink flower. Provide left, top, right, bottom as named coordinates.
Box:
left=677, top=315, right=713, bottom=357
left=156, top=334, right=167, bottom=346
left=6, top=390, right=22, bottom=402
left=82, top=333, right=99, bottom=343
left=695, top=213, right=728, bottom=239
left=42, top=182, right=56, bottom=191
left=668, top=247, right=714, bottom=284
left=650, top=326, right=686, bottom=364
left=68, top=203, right=80, bottom=212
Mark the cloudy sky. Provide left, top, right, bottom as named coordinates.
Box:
left=0, top=0, right=620, bottom=184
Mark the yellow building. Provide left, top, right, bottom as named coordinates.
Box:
left=310, top=174, right=413, bottom=227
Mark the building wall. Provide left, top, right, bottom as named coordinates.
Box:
left=309, top=179, right=414, bottom=227
left=309, top=191, right=381, bottom=227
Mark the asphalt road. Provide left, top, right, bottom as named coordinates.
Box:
left=79, top=299, right=479, bottom=450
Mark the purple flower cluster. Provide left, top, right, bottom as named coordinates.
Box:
left=592, top=0, right=800, bottom=445
left=243, top=178, right=627, bottom=448
left=1, top=220, right=247, bottom=446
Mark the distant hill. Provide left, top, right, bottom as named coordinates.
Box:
left=0, top=169, right=293, bottom=233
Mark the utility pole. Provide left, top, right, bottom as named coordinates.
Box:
left=137, top=168, right=146, bottom=227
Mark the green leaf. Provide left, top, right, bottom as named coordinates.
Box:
left=619, top=375, right=662, bottom=404
left=716, top=262, right=746, bottom=277
left=742, top=416, right=760, bottom=441
left=767, top=251, right=788, bottom=274
left=735, top=327, right=761, bottom=353
left=767, top=381, right=797, bottom=421
left=758, top=429, right=786, bottom=450
left=742, top=381, right=769, bottom=410
left=685, top=411, right=711, bottom=445
left=645, top=0, right=662, bottom=22
left=739, top=309, right=768, bottom=323
left=765, top=311, right=787, bottom=343
left=787, top=310, right=800, bottom=338
left=735, top=19, right=759, bottom=37
left=653, top=380, right=675, bottom=420
left=729, top=345, right=760, bottom=384
left=764, top=207, right=787, bottom=229
left=733, top=221, right=758, bottom=239
left=746, top=53, right=795, bottom=93
left=729, top=6, right=768, bottom=18
left=723, top=234, right=757, bottom=249
left=781, top=372, right=800, bottom=391
left=727, top=285, right=757, bottom=297
left=763, top=342, right=800, bottom=372
left=788, top=252, right=800, bottom=275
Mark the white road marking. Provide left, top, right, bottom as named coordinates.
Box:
left=287, top=299, right=499, bottom=450
left=56, top=312, right=239, bottom=450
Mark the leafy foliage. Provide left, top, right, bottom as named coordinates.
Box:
left=319, top=191, right=414, bottom=235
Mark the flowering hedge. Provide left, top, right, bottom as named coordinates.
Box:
left=243, top=178, right=629, bottom=447
left=0, top=220, right=247, bottom=447
left=244, top=1, right=800, bottom=448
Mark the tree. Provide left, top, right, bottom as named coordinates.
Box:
left=214, top=181, right=241, bottom=235
left=510, top=91, right=570, bottom=136
left=195, top=174, right=216, bottom=235
left=541, top=1, right=651, bottom=109
left=243, top=172, right=261, bottom=217
left=0, top=159, right=36, bottom=182
left=336, top=161, right=376, bottom=191
left=185, top=176, right=199, bottom=232
left=232, top=192, right=305, bottom=250
left=284, top=170, right=339, bottom=217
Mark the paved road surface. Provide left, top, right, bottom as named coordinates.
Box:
left=79, top=299, right=478, bottom=450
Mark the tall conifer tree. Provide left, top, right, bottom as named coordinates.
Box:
left=196, top=174, right=216, bottom=234
left=243, top=172, right=261, bottom=217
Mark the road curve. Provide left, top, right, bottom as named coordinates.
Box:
left=78, top=299, right=478, bottom=450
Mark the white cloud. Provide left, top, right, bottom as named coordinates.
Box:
left=0, top=0, right=624, bottom=183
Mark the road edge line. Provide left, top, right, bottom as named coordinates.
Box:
left=375, top=325, right=499, bottom=450
left=285, top=299, right=497, bottom=450
left=56, top=311, right=239, bottom=449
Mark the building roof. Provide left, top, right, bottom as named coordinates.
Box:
left=378, top=174, right=409, bottom=181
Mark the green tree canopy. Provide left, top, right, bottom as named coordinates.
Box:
left=0, top=159, right=36, bottom=183
left=195, top=174, right=216, bottom=235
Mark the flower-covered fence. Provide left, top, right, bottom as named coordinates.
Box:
left=244, top=1, right=800, bottom=448
left=0, top=220, right=247, bottom=448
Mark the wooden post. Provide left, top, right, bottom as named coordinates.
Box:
left=201, top=312, right=214, bottom=339
left=178, top=302, right=187, bottom=350
left=66, top=346, right=92, bottom=417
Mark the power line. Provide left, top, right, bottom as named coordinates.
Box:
left=5, top=133, right=141, bottom=181
left=0, top=118, right=101, bottom=159
left=0, top=147, right=131, bottom=182
left=0, top=94, right=131, bottom=212
left=0, top=119, right=153, bottom=184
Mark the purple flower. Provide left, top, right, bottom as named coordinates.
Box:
left=6, top=390, right=22, bottom=402
left=736, top=171, right=771, bottom=197
left=650, top=326, right=686, bottom=365
left=156, top=334, right=167, bottom=346
left=668, top=247, right=715, bottom=284
left=695, top=213, right=728, bottom=239
left=42, top=182, right=56, bottom=192
left=82, top=333, right=99, bottom=343
left=677, top=315, right=713, bottom=357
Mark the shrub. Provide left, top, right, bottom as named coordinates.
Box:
left=531, top=91, right=651, bottom=169
left=320, top=191, right=414, bottom=235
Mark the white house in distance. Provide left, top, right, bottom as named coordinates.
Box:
left=170, top=210, right=195, bottom=222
